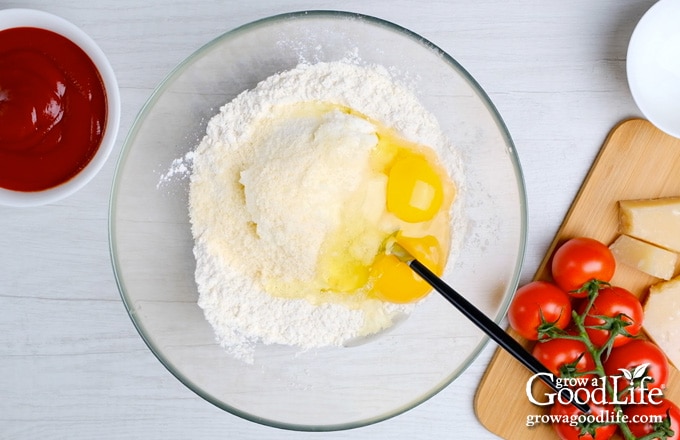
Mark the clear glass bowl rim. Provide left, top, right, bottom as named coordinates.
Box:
left=108, top=9, right=528, bottom=432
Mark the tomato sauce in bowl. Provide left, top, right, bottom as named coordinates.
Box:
left=0, top=9, right=119, bottom=207
left=0, top=27, right=107, bottom=192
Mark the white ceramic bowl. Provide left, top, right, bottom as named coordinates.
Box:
left=0, top=9, right=120, bottom=207
left=627, top=0, right=680, bottom=139
left=110, top=11, right=526, bottom=431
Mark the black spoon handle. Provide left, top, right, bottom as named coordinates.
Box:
left=407, top=258, right=590, bottom=414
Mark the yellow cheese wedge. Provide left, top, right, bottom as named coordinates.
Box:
left=644, top=277, right=680, bottom=368
left=609, top=234, right=678, bottom=280
left=619, top=197, right=680, bottom=253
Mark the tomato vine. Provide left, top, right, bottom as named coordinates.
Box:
left=509, top=237, right=677, bottom=440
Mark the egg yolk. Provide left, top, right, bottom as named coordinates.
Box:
left=386, top=154, right=444, bottom=223
left=370, top=234, right=444, bottom=303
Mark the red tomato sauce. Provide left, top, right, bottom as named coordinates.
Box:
left=0, top=27, right=107, bottom=192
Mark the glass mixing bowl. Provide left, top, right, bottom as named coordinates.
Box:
left=109, top=11, right=526, bottom=431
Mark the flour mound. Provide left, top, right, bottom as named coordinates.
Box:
left=189, top=61, right=460, bottom=363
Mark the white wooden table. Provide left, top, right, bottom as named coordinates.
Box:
left=0, top=1, right=656, bottom=438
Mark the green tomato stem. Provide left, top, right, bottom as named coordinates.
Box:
left=569, top=301, right=639, bottom=439
left=545, top=279, right=670, bottom=439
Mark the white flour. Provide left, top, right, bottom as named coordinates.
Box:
left=189, top=61, right=464, bottom=363
left=156, top=151, right=194, bottom=188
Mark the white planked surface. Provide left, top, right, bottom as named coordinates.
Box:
left=0, top=0, right=656, bottom=438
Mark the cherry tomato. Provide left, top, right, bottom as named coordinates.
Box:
left=603, top=339, right=669, bottom=399
left=624, top=398, right=680, bottom=440
left=550, top=400, right=617, bottom=440
left=508, top=281, right=572, bottom=340
left=580, top=286, right=643, bottom=348
left=532, top=338, right=596, bottom=378
left=551, top=237, right=616, bottom=297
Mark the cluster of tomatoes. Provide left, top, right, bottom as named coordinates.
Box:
left=507, top=237, right=680, bottom=440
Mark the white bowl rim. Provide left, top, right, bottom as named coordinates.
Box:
left=626, top=0, right=680, bottom=139
left=0, top=8, right=121, bottom=207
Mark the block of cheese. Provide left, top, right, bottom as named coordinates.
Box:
left=619, top=197, right=680, bottom=252
left=609, top=234, right=678, bottom=280
left=644, top=277, right=680, bottom=369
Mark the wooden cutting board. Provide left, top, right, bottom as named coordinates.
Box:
left=474, top=119, right=680, bottom=439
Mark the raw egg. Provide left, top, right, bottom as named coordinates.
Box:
left=386, top=154, right=444, bottom=223
left=314, top=104, right=455, bottom=304
left=370, top=234, right=444, bottom=303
